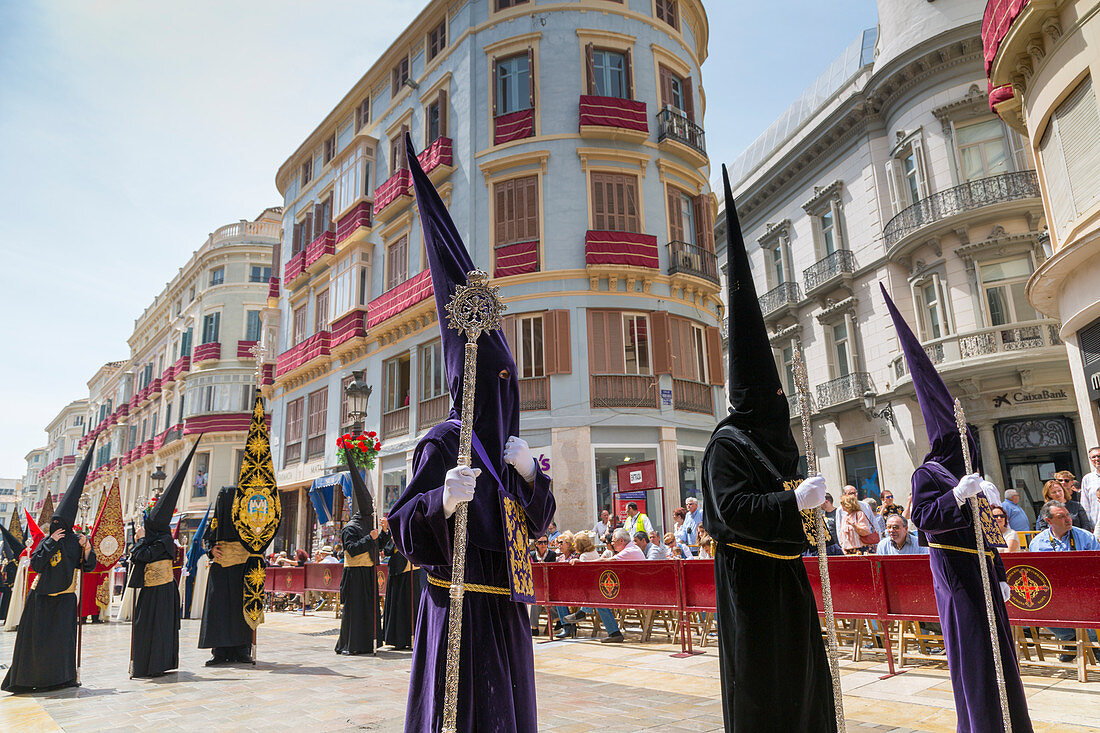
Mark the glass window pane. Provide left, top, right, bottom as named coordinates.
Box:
left=987, top=285, right=1009, bottom=326
left=1010, top=282, right=1038, bottom=321
left=980, top=257, right=1032, bottom=283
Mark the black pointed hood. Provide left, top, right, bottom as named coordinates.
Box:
left=53, top=436, right=96, bottom=531
left=147, top=436, right=202, bottom=530
left=715, top=165, right=799, bottom=474
left=347, top=461, right=375, bottom=530
left=0, top=523, right=21, bottom=561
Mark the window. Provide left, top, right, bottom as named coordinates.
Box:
left=979, top=257, right=1039, bottom=326
left=1037, top=76, right=1100, bottom=241
left=209, top=267, right=224, bottom=286
left=916, top=275, right=952, bottom=340
left=293, top=210, right=314, bottom=255
left=427, top=20, right=446, bottom=62
left=820, top=210, right=837, bottom=255
left=314, top=289, right=329, bottom=333
left=655, top=0, right=679, bottom=30
left=494, top=175, right=539, bottom=247
left=496, top=0, right=529, bottom=9
left=314, top=197, right=332, bottom=239
left=306, top=388, right=327, bottom=460
left=192, top=452, right=210, bottom=498
left=334, top=144, right=372, bottom=214
left=832, top=322, right=852, bottom=378
left=355, top=97, right=370, bottom=132
left=780, top=344, right=796, bottom=395
left=390, top=128, right=409, bottom=175
left=293, top=305, right=307, bottom=345
left=384, top=355, right=411, bottom=413
left=188, top=285, right=195, bottom=302
left=340, top=374, right=354, bottom=429
left=180, top=327, right=193, bottom=357
left=250, top=265, right=271, bottom=283
left=391, top=56, right=410, bottom=98
left=284, top=397, right=304, bottom=464
left=658, top=66, right=692, bottom=120
left=771, top=247, right=786, bottom=285
left=903, top=152, right=921, bottom=204
left=301, top=158, right=313, bottom=187
left=585, top=46, right=631, bottom=99
left=666, top=187, right=713, bottom=251
left=420, top=340, right=448, bottom=400
left=591, top=172, right=640, bottom=232
left=690, top=323, right=708, bottom=383
left=323, top=134, right=336, bottom=165
left=201, top=312, right=220, bottom=344
left=427, top=90, right=448, bottom=143
left=623, top=313, right=651, bottom=375
left=886, top=136, right=929, bottom=212
left=842, top=442, right=880, bottom=500
left=956, top=118, right=1009, bottom=182
left=386, top=236, right=408, bottom=290
left=516, top=315, right=545, bottom=379
left=495, top=53, right=532, bottom=116
left=245, top=310, right=262, bottom=342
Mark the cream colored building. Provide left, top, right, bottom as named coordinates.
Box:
left=986, top=0, right=1100, bottom=454
left=36, top=399, right=88, bottom=516
left=718, top=0, right=1079, bottom=522
left=21, top=447, right=48, bottom=516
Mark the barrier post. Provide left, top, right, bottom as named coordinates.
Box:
left=870, top=558, right=901, bottom=678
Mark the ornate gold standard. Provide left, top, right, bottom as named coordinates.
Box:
left=954, top=398, right=1011, bottom=731
left=792, top=349, right=845, bottom=733
left=441, top=269, right=506, bottom=733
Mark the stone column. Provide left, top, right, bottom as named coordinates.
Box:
left=551, top=425, right=593, bottom=533
left=977, top=422, right=1004, bottom=490
left=658, top=425, right=679, bottom=533
left=296, top=485, right=309, bottom=553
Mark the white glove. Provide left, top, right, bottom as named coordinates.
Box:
left=794, top=475, right=827, bottom=511
left=952, top=473, right=983, bottom=506
left=1000, top=581, right=1011, bottom=603
left=442, top=466, right=481, bottom=518
left=503, top=436, right=538, bottom=484
left=980, top=480, right=1002, bottom=508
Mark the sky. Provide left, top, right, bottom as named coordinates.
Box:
left=0, top=0, right=877, bottom=478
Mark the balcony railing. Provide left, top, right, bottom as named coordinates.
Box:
left=657, top=108, right=706, bottom=156
left=891, top=319, right=1064, bottom=379
left=667, top=241, right=719, bottom=284
left=305, top=228, right=335, bottom=268
left=787, top=392, right=814, bottom=418
left=519, top=376, right=550, bottom=411
left=803, top=249, right=856, bottom=293
left=382, top=407, right=409, bottom=439
left=590, top=374, right=659, bottom=409
left=759, top=282, right=802, bottom=317
left=418, top=394, right=450, bottom=430
left=417, top=136, right=454, bottom=175
left=815, top=372, right=872, bottom=410
left=673, top=379, right=713, bottom=415
left=883, top=170, right=1040, bottom=249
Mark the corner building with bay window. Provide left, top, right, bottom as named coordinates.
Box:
left=270, top=0, right=718, bottom=550
left=718, top=0, right=1085, bottom=526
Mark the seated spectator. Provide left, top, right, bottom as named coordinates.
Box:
left=528, top=536, right=557, bottom=636
left=864, top=497, right=886, bottom=535
left=839, top=495, right=875, bottom=555
left=647, top=531, right=668, bottom=559
left=547, top=521, right=561, bottom=542
left=555, top=532, right=575, bottom=561
left=698, top=537, right=714, bottom=559
left=563, top=529, right=638, bottom=642
left=316, top=545, right=340, bottom=564
left=876, top=515, right=928, bottom=555
left=295, top=549, right=309, bottom=566
left=1035, top=480, right=1093, bottom=533
left=820, top=494, right=841, bottom=548
left=592, top=510, right=611, bottom=540
left=879, top=490, right=904, bottom=520
left=633, top=531, right=661, bottom=561
left=992, top=506, right=1020, bottom=552
left=663, top=532, right=686, bottom=560
left=1001, top=489, right=1032, bottom=532
left=672, top=508, right=692, bottom=556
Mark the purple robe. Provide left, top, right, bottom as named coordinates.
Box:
left=911, top=462, right=1032, bottom=733
left=389, top=421, right=554, bottom=732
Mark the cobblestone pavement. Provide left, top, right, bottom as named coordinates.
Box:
left=1, top=612, right=1099, bottom=732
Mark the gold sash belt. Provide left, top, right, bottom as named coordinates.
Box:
left=927, top=542, right=994, bottom=558
left=144, top=559, right=174, bottom=587
left=344, top=552, right=375, bottom=567
left=214, top=541, right=251, bottom=567
left=725, top=541, right=802, bottom=561
left=426, top=573, right=510, bottom=596
left=30, top=570, right=78, bottom=596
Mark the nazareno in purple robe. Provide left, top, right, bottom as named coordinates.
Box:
left=884, top=284, right=1032, bottom=733
left=389, top=132, right=555, bottom=732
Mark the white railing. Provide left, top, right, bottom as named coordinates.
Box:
left=891, top=319, right=1063, bottom=379
left=210, top=219, right=281, bottom=246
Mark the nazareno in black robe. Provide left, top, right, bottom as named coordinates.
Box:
left=702, top=432, right=836, bottom=733
left=380, top=529, right=420, bottom=650
left=2, top=532, right=97, bottom=692
left=0, top=559, right=15, bottom=621
left=198, top=487, right=252, bottom=661
left=335, top=520, right=379, bottom=655
left=128, top=529, right=181, bottom=677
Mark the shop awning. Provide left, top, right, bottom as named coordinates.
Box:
left=308, top=471, right=357, bottom=525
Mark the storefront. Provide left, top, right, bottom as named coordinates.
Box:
left=996, top=414, right=1081, bottom=519
left=842, top=442, right=881, bottom=502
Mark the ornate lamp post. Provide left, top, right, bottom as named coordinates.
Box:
left=344, top=370, right=373, bottom=435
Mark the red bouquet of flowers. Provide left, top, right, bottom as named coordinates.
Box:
left=337, top=430, right=382, bottom=470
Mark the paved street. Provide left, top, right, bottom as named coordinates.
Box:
left=2, top=611, right=1099, bottom=732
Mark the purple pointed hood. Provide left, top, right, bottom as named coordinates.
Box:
left=880, top=284, right=976, bottom=474
left=406, top=133, right=520, bottom=551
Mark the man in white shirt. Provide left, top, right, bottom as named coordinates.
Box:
left=682, top=497, right=703, bottom=547
left=1080, top=446, right=1100, bottom=533
left=592, top=509, right=611, bottom=540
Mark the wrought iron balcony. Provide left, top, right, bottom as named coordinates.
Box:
left=667, top=241, right=719, bottom=284
left=657, top=108, right=706, bottom=156
left=884, top=170, right=1039, bottom=249
left=891, top=319, right=1064, bottom=379
left=803, top=249, right=856, bottom=294
left=815, top=372, right=872, bottom=410
left=673, top=379, right=713, bottom=415
left=590, top=374, right=659, bottom=409
left=759, top=282, right=802, bottom=318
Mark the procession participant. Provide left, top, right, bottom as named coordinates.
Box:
left=701, top=167, right=835, bottom=732
left=335, top=463, right=381, bottom=655
left=80, top=477, right=125, bottom=625
left=379, top=515, right=419, bottom=651
left=181, top=504, right=211, bottom=619
left=129, top=439, right=201, bottom=678
left=0, top=524, right=21, bottom=621
left=2, top=440, right=98, bottom=692
left=197, top=485, right=253, bottom=665
left=883, top=286, right=1032, bottom=733
left=4, top=512, right=43, bottom=633
left=388, top=134, right=555, bottom=732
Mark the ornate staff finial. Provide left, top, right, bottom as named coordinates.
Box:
left=248, top=339, right=265, bottom=387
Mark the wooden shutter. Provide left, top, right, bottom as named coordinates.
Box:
left=303, top=212, right=314, bottom=244
left=667, top=188, right=683, bottom=242
left=544, top=309, right=571, bottom=375
left=502, top=315, right=517, bottom=357
left=683, top=75, right=695, bottom=122
left=588, top=310, right=624, bottom=374
left=692, top=195, right=707, bottom=251
left=706, top=326, right=723, bottom=385
left=527, top=47, right=535, bottom=110
left=591, top=174, right=605, bottom=230
left=585, top=43, right=596, bottom=95
left=523, top=175, right=538, bottom=243
left=494, top=181, right=508, bottom=246
left=623, top=176, right=639, bottom=233
left=438, top=89, right=448, bottom=138
left=625, top=48, right=634, bottom=100
left=884, top=159, right=900, bottom=214
left=668, top=317, right=687, bottom=380
left=658, top=65, right=673, bottom=109
left=650, top=311, right=671, bottom=375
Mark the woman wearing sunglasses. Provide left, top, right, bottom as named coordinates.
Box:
left=990, top=507, right=1021, bottom=552
left=1035, top=477, right=1094, bottom=533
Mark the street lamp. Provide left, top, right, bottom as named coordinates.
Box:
left=345, top=369, right=373, bottom=434
left=862, top=390, right=894, bottom=422
left=151, top=465, right=167, bottom=496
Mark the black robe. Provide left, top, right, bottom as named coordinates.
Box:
left=380, top=529, right=420, bottom=650
left=2, top=534, right=97, bottom=692
left=702, top=434, right=836, bottom=733
left=128, top=529, right=181, bottom=677
left=335, top=521, right=379, bottom=655
left=197, top=488, right=252, bottom=658
left=0, top=560, right=15, bottom=621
